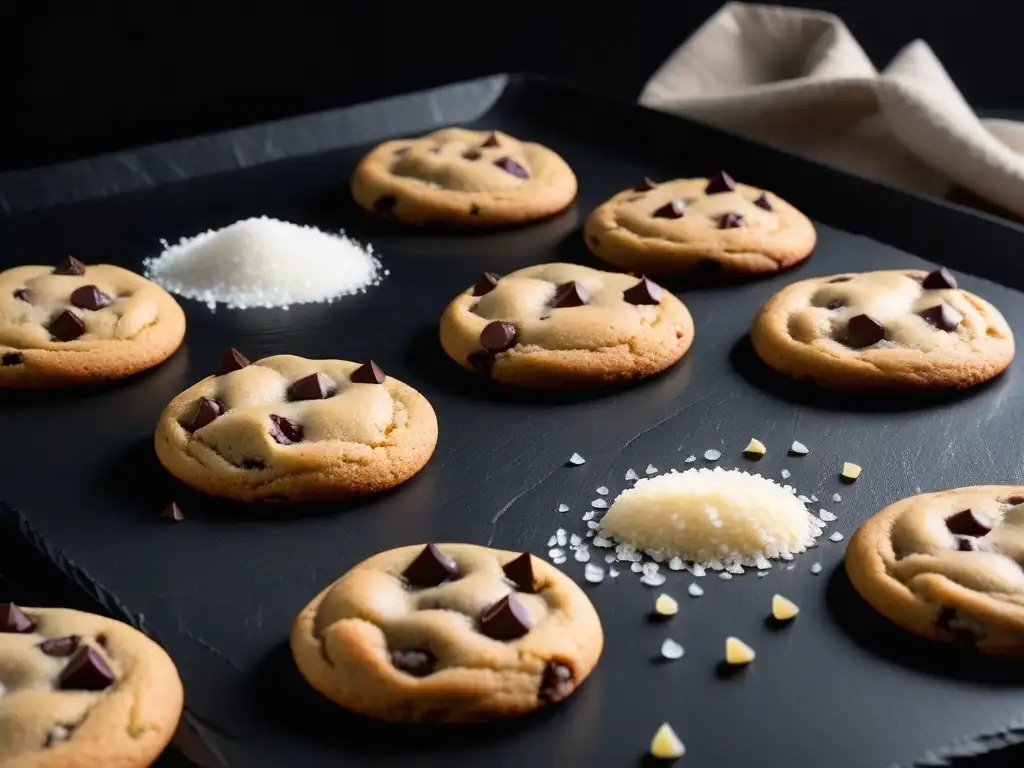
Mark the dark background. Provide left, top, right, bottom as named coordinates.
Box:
left=2, top=0, right=1020, bottom=172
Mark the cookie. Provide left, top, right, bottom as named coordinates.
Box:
left=0, top=604, right=184, bottom=768
left=750, top=268, right=1015, bottom=389
left=439, top=263, right=694, bottom=387
left=0, top=257, right=186, bottom=388
left=350, top=128, right=577, bottom=227
left=584, top=172, right=817, bottom=276
left=846, top=487, right=1024, bottom=656
left=154, top=353, right=438, bottom=503
left=290, top=543, right=603, bottom=723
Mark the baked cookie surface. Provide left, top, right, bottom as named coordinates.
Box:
left=0, top=258, right=186, bottom=388
left=439, top=263, right=694, bottom=387
left=846, top=487, right=1024, bottom=656
left=750, top=268, right=1015, bottom=389
left=154, top=353, right=438, bottom=503
left=350, top=128, right=577, bottom=227
left=290, top=543, right=603, bottom=723
left=584, top=172, right=816, bottom=275
left=0, top=604, right=183, bottom=768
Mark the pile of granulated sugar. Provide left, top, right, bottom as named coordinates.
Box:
left=143, top=216, right=386, bottom=310
left=599, top=467, right=824, bottom=570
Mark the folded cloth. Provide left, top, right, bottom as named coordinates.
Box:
left=640, top=2, right=1024, bottom=219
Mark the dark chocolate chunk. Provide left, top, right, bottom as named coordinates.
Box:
left=922, top=267, right=958, bottom=290
left=39, top=635, right=81, bottom=657
left=161, top=502, right=185, bottom=522
left=13, top=288, right=33, bottom=303
left=1, top=603, right=35, bottom=633
left=394, top=146, right=410, bottom=156
left=828, top=276, right=852, bottom=284
left=59, top=647, right=115, bottom=691
left=48, top=310, right=85, bottom=341
left=481, top=132, right=500, bottom=148
left=551, top=281, right=590, bottom=309
left=946, top=509, right=992, bottom=538
left=351, top=360, right=386, bottom=384
left=502, top=553, right=536, bottom=593
left=623, top=276, right=663, bottom=306
left=652, top=200, right=686, bottom=219
left=43, top=724, right=76, bottom=748
left=374, top=195, right=398, bottom=214
left=70, top=285, right=112, bottom=311
left=753, top=193, right=773, bottom=211
left=719, top=212, right=744, bottom=229
left=288, top=372, right=334, bottom=401
left=538, top=661, right=574, bottom=702
left=705, top=170, right=736, bottom=195
left=391, top=649, right=436, bottom=677
left=919, top=303, right=961, bottom=332
left=462, top=149, right=482, bottom=160
left=480, top=321, right=517, bottom=352
left=1, top=352, right=22, bottom=367
left=935, top=607, right=980, bottom=648
left=468, top=352, right=493, bottom=376
left=472, top=272, right=501, bottom=297
left=1007, top=495, right=1024, bottom=505
left=479, top=594, right=532, bottom=640
left=268, top=414, right=303, bottom=445
left=53, top=256, right=86, bottom=276
left=494, top=157, right=529, bottom=179
left=634, top=177, right=659, bottom=191
left=826, top=299, right=846, bottom=310
left=469, top=204, right=481, bottom=215
left=216, top=347, right=250, bottom=375
left=402, top=544, right=460, bottom=588
left=956, top=536, right=978, bottom=552
left=846, top=314, right=885, bottom=348
left=189, top=396, right=223, bottom=431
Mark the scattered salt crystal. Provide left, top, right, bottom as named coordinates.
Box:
left=661, top=639, right=685, bottom=660
left=688, top=583, right=704, bottom=597
left=780, top=550, right=794, bottom=561
left=790, top=441, right=810, bottom=455
left=597, top=486, right=609, bottom=496
left=685, top=455, right=696, bottom=463
left=718, top=572, right=733, bottom=580
left=810, top=562, right=823, bottom=574
left=692, top=564, right=706, bottom=578
left=547, top=535, right=557, bottom=547
left=646, top=464, right=658, bottom=475
left=781, top=469, right=791, bottom=479
left=591, top=499, right=608, bottom=509
left=642, top=562, right=660, bottom=575
left=586, top=530, right=595, bottom=538
left=549, top=548, right=565, bottom=559
left=556, top=529, right=567, bottom=546
left=553, top=555, right=567, bottom=564
left=593, top=536, right=612, bottom=548
left=584, top=564, right=605, bottom=583
left=829, top=532, right=845, bottom=542
left=786, top=564, right=795, bottom=570
left=797, top=495, right=811, bottom=504
left=583, top=511, right=595, bottom=522
left=704, top=449, right=722, bottom=461
left=574, top=548, right=591, bottom=563
left=558, top=503, right=570, bottom=513
left=668, top=557, right=685, bottom=571
left=832, top=493, right=842, bottom=503
left=757, top=571, right=768, bottom=578
left=569, top=534, right=582, bottom=547
left=605, top=554, right=616, bottom=563
left=609, top=567, right=619, bottom=578
left=726, top=563, right=744, bottom=574
left=755, top=556, right=771, bottom=570
left=631, top=562, right=643, bottom=573
left=819, top=509, right=837, bottom=522
left=568, top=453, right=586, bottom=466
left=587, top=521, right=600, bottom=530
left=915, top=485, right=921, bottom=494
left=625, top=469, right=639, bottom=481
left=641, top=571, right=667, bottom=587
left=811, top=495, right=818, bottom=502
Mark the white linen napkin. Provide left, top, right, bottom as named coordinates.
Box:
left=640, top=2, right=1024, bottom=218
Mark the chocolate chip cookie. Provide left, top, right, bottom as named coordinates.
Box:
left=439, top=263, right=694, bottom=387
left=154, top=353, right=438, bottom=502
left=846, top=487, right=1024, bottom=656
left=350, top=128, right=577, bottom=227
left=584, top=172, right=817, bottom=276
left=0, top=257, right=186, bottom=388
left=290, top=543, right=603, bottom=723
left=750, top=268, right=1015, bottom=389
left=0, top=604, right=184, bottom=768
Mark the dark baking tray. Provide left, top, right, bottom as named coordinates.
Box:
left=2, top=75, right=1024, bottom=768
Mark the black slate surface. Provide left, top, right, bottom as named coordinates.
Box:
left=1, top=77, right=1023, bottom=768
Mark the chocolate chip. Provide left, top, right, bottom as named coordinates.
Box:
left=923, top=267, right=958, bottom=290
left=48, top=310, right=85, bottom=341
left=53, top=256, right=86, bottom=276
left=705, top=170, right=736, bottom=194
left=1007, top=495, right=1024, bottom=505
left=826, top=299, right=846, bottom=310
left=956, top=536, right=978, bottom=552
left=502, top=553, right=535, bottom=593
left=753, top=193, right=772, bottom=211
left=59, top=647, right=115, bottom=691
left=652, top=200, right=686, bottom=219
left=719, top=212, right=744, bottom=229
left=70, top=285, right=112, bottom=311
left=268, top=414, right=303, bottom=445
left=494, top=157, right=529, bottom=179
left=39, top=635, right=81, bottom=657
left=289, top=372, right=334, bottom=401
left=462, top=149, right=482, bottom=160
left=480, top=321, right=517, bottom=352
left=552, top=281, right=590, bottom=309
left=13, top=288, right=33, bottom=303
left=189, top=396, right=223, bottom=431
left=472, top=272, right=501, bottom=297
left=538, top=661, right=573, bottom=702
left=95, top=633, right=108, bottom=648
left=242, top=458, right=266, bottom=470
left=634, top=177, right=658, bottom=191
left=402, top=544, right=460, bottom=588
left=479, top=594, right=532, bottom=640
left=469, top=204, right=481, bottom=215
left=351, top=360, right=386, bottom=384
left=623, top=276, right=663, bottom=306
left=216, top=347, right=250, bottom=375
left=374, top=195, right=398, bottom=214
left=391, top=649, right=436, bottom=677
left=846, top=314, right=885, bottom=348
left=919, top=303, right=961, bottom=332
left=1, top=603, right=35, bottom=633
left=161, top=502, right=185, bottom=522
left=946, top=508, right=992, bottom=538
left=1, top=352, right=22, bottom=367
left=468, top=352, right=493, bottom=376
left=394, top=147, right=410, bottom=156
left=481, top=132, right=500, bottom=148
left=828, top=276, right=852, bottom=284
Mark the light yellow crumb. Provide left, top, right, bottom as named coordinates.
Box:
left=772, top=594, right=799, bottom=621
left=650, top=722, right=686, bottom=759
left=725, top=636, right=756, bottom=665
left=841, top=462, right=862, bottom=482
left=655, top=594, right=679, bottom=616
left=743, top=438, right=766, bottom=457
